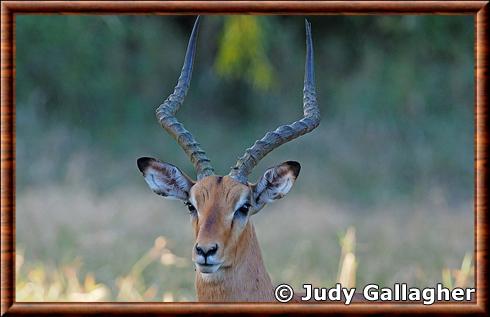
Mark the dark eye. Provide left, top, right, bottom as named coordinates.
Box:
left=185, top=202, right=196, bottom=214
left=236, top=203, right=251, bottom=216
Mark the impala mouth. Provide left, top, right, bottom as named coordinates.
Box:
left=195, top=262, right=222, bottom=274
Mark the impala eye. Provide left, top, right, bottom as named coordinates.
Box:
left=185, top=202, right=196, bottom=214
left=236, top=203, right=251, bottom=216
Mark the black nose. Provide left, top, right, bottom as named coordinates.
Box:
left=195, top=243, right=218, bottom=258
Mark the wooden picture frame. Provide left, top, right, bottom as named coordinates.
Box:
left=1, top=1, right=488, bottom=315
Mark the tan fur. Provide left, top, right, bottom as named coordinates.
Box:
left=190, top=176, right=274, bottom=302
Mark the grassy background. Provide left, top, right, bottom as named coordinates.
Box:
left=15, top=15, right=474, bottom=301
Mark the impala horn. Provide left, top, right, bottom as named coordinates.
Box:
left=155, top=16, right=215, bottom=180
left=228, top=19, right=320, bottom=183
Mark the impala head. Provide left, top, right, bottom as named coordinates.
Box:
left=137, top=159, right=301, bottom=273
left=137, top=16, right=320, bottom=275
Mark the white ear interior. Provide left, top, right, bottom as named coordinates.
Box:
left=254, top=163, right=298, bottom=206
left=139, top=159, right=194, bottom=201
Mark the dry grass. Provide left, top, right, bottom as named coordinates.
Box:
left=16, top=183, right=473, bottom=301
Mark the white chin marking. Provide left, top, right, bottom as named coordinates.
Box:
left=200, top=271, right=223, bottom=282
left=197, top=265, right=224, bottom=282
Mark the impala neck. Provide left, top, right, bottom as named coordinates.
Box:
left=195, top=221, right=274, bottom=302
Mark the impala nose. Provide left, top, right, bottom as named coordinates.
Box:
left=195, top=243, right=218, bottom=258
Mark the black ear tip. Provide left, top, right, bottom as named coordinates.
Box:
left=137, top=157, right=153, bottom=173
left=285, top=161, right=301, bottom=177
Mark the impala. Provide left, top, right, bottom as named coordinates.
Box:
left=137, top=16, right=320, bottom=302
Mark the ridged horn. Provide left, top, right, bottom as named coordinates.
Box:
left=155, top=16, right=214, bottom=180
left=229, top=19, right=320, bottom=183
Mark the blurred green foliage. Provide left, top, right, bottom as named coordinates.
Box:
left=16, top=15, right=473, bottom=206
left=215, top=16, right=274, bottom=89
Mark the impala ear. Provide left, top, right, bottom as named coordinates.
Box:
left=137, top=157, right=195, bottom=201
left=252, top=161, right=300, bottom=212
